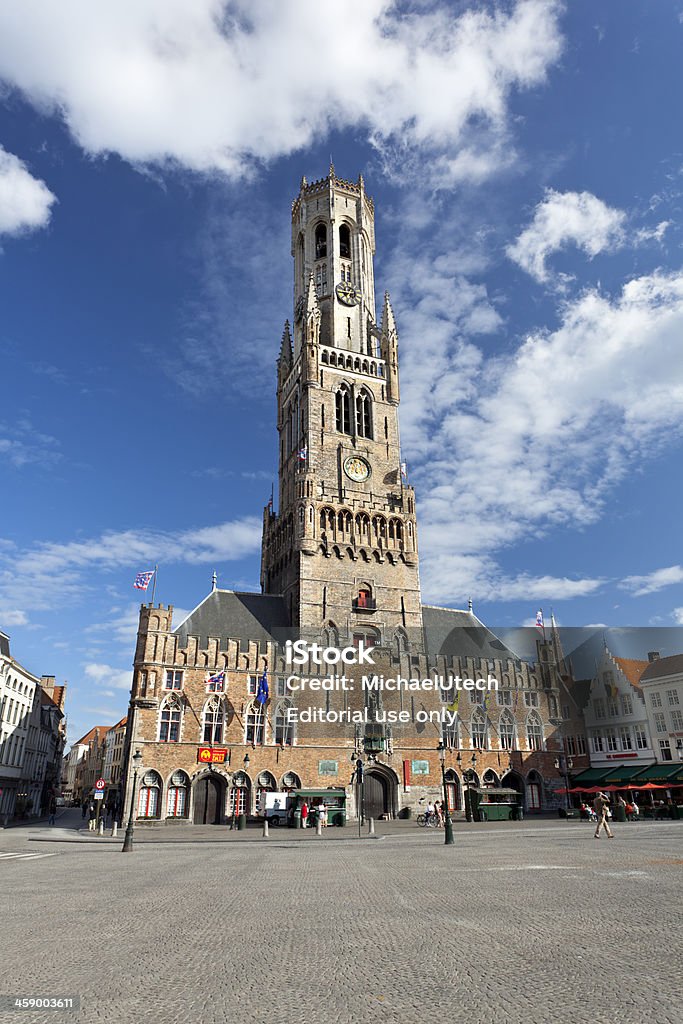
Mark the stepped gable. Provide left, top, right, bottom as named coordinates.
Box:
left=173, top=589, right=290, bottom=650
left=422, top=605, right=521, bottom=661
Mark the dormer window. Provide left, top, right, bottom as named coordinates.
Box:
left=315, top=223, right=327, bottom=259
left=339, top=224, right=351, bottom=259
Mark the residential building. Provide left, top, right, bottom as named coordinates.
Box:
left=639, top=653, right=683, bottom=765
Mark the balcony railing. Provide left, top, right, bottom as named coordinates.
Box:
left=352, top=597, right=377, bottom=612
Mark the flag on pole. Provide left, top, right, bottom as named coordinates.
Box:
left=535, top=609, right=544, bottom=633
left=447, top=690, right=460, bottom=714
left=256, top=668, right=269, bottom=705
left=134, top=570, right=155, bottom=591
left=400, top=461, right=407, bottom=480
left=206, top=670, right=225, bottom=692
left=297, top=445, right=307, bottom=462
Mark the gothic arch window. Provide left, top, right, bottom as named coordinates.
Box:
left=356, top=583, right=372, bottom=608
left=339, top=223, right=351, bottom=259
left=355, top=513, right=370, bottom=537
left=329, top=351, right=337, bottom=366
left=245, top=700, right=266, bottom=745
left=159, top=695, right=182, bottom=743
left=482, top=768, right=499, bottom=788
left=443, top=715, right=459, bottom=749
left=471, top=708, right=488, bottom=750
left=352, top=627, right=380, bottom=648
left=526, top=711, right=544, bottom=751
left=256, top=770, right=277, bottom=814
left=336, top=385, right=352, bottom=435
left=275, top=700, right=295, bottom=746
left=372, top=516, right=387, bottom=541
left=526, top=769, right=543, bottom=811
left=548, top=694, right=559, bottom=719
left=229, top=771, right=251, bottom=816
left=499, top=710, right=516, bottom=750
left=394, top=628, right=409, bottom=655
left=371, top=362, right=376, bottom=375
left=281, top=771, right=301, bottom=791
left=202, top=696, right=225, bottom=744
left=315, top=223, right=327, bottom=259
left=356, top=389, right=373, bottom=438
left=166, top=770, right=189, bottom=818
left=321, top=350, right=329, bottom=364
left=346, top=356, right=353, bottom=369
left=138, top=770, right=162, bottom=818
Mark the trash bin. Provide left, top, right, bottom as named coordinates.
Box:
left=294, top=809, right=302, bottom=829
left=512, top=804, right=523, bottom=822
left=237, top=813, right=247, bottom=831
left=615, top=804, right=627, bottom=823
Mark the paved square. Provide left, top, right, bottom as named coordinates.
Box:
left=1, top=818, right=681, bottom=1024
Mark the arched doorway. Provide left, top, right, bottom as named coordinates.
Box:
left=364, top=766, right=398, bottom=819
left=526, top=770, right=543, bottom=813
left=192, top=774, right=226, bottom=825
left=444, top=769, right=461, bottom=812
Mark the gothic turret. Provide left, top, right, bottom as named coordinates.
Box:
left=380, top=291, right=400, bottom=404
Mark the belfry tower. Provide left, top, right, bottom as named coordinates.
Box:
left=261, top=168, right=423, bottom=644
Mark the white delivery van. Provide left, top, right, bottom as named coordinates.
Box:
left=263, top=792, right=290, bottom=826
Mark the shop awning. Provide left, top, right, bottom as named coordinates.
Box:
left=603, top=764, right=655, bottom=785
left=570, top=767, right=613, bottom=785
left=630, top=763, right=683, bottom=784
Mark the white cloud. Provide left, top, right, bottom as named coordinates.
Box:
left=84, top=662, right=132, bottom=691
left=621, top=566, right=683, bottom=597
left=0, top=515, right=262, bottom=613
left=393, top=258, right=683, bottom=604
left=0, top=1, right=563, bottom=182
left=674, top=608, right=683, bottom=625
left=506, top=189, right=627, bottom=283
left=0, top=609, right=28, bottom=627
left=0, top=145, right=56, bottom=236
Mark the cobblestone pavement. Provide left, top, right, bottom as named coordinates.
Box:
left=2, top=820, right=682, bottom=1024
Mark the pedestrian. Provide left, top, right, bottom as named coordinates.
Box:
left=426, top=800, right=435, bottom=824
left=631, top=798, right=639, bottom=820
left=48, top=796, right=57, bottom=826
left=81, top=799, right=88, bottom=819
left=319, top=803, right=328, bottom=828
left=301, top=801, right=309, bottom=829
left=593, top=792, right=614, bottom=839
left=434, top=801, right=444, bottom=827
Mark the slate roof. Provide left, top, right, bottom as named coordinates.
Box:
left=640, top=653, right=683, bottom=682
left=422, top=606, right=522, bottom=662
left=173, top=589, right=290, bottom=650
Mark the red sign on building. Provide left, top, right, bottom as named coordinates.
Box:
left=197, top=747, right=228, bottom=764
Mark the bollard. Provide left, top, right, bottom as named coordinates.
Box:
left=316, top=818, right=322, bottom=836
left=98, top=819, right=104, bottom=836
left=263, top=819, right=269, bottom=839
left=111, top=822, right=118, bottom=838
left=368, top=818, right=375, bottom=836
left=88, top=819, right=94, bottom=832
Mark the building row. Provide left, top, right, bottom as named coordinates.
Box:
left=0, top=629, right=67, bottom=825
left=62, top=716, right=127, bottom=812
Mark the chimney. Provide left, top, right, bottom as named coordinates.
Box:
left=648, top=651, right=660, bottom=662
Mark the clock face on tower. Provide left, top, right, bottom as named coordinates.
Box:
left=335, top=281, right=361, bottom=306
left=343, top=456, right=370, bottom=482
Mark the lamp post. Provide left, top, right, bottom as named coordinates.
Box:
left=121, top=749, right=143, bottom=853
left=437, top=741, right=454, bottom=846
left=554, top=753, right=574, bottom=811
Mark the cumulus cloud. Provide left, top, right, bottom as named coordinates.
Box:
left=84, top=662, right=132, bottom=691
left=0, top=1, right=562, bottom=182
left=0, top=609, right=29, bottom=627
left=0, top=515, right=262, bottom=613
left=0, top=145, right=56, bottom=236
left=621, top=566, right=683, bottom=597
left=506, top=189, right=627, bottom=283
left=394, top=260, right=683, bottom=604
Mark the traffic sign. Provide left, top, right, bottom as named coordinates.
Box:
left=93, top=792, right=104, bottom=800
left=95, top=779, right=105, bottom=790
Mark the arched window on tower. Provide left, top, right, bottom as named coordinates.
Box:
left=315, top=223, right=327, bottom=259
left=356, top=389, right=373, bottom=438
left=336, top=385, right=352, bottom=435
left=339, top=224, right=351, bottom=259
left=202, top=696, right=224, bottom=744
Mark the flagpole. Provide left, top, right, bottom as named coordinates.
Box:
left=151, top=565, right=158, bottom=606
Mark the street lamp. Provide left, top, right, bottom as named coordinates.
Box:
left=436, top=741, right=454, bottom=846
left=554, top=754, right=574, bottom=811
left=121, top=749, right=143, bottom=854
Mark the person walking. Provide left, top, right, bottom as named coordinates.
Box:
left=48, top=796, right=57, bottom=826
left=301, top=802, right=309, bottom=829
left=593, top=792, right=614, bottom=839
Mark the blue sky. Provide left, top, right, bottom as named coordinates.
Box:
left=2, top=1, right=683, bottom=745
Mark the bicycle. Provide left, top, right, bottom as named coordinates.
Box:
left=416, top=812, right=438, bottom=827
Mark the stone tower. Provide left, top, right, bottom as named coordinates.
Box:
left=261, top=168, right=423, bottom=644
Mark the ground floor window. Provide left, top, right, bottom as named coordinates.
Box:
left=527, top=783, right=541, bottom=811
left=229, top=786, right=249, bottom=815
left=138, top=786, right=160, bottom=818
